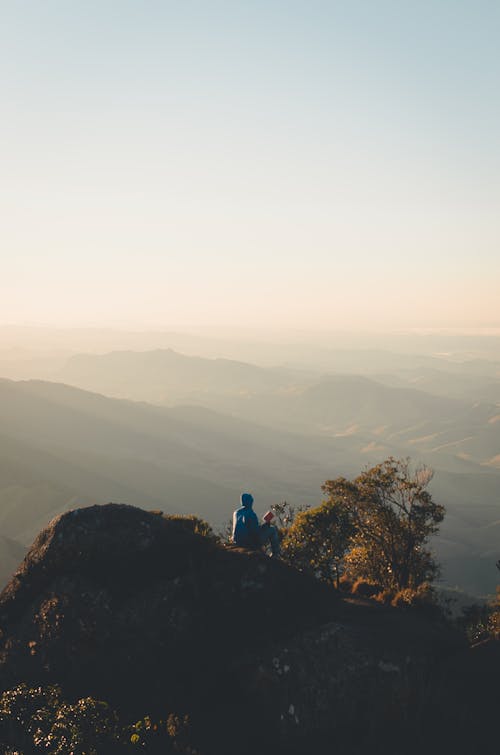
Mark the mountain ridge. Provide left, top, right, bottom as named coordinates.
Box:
left=0, top=502, right=485, bottom=755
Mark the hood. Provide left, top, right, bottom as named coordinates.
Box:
left=241, top=493, right=254, bottom=508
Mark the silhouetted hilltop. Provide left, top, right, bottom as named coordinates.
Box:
left=0, top=504, right=334, bottom=705
left=2, top=503, right=494, bottom=754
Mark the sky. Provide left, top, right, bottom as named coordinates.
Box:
left=1, top=0, right=499, bottom=331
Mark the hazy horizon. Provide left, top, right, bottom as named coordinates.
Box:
left=2, top=321, right=500, bottom=335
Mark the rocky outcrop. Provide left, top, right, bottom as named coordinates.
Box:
left=0, top=504, right=469, bottom=754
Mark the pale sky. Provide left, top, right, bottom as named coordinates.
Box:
left=1, top=0, right=499, bottom=330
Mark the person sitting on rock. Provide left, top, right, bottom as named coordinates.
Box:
left=232, top=493, right=280, bottom=557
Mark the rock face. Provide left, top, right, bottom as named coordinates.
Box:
left=0, top=504, right=469, bottom=754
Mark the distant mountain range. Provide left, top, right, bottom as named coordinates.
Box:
left=0, top=377, right=354, bottom=541
left=58, top=349, right=499, bottom=470
left=59, top=348, right=292, bottom=403
left=0, top=369, right=499, bottom=594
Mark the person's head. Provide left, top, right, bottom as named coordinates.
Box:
left=262, top=510, right=275, bottom=525
left=241, top=493, right=254, bottom=508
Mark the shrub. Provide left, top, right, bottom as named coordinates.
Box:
left=0, top=685, right=124, bottom=754
left=281, top=499, right=355, bottom=587
left=372, top=589, right=396, bottom=605
left=0, top=685, right=198, bottom=754
left=129, top=712, right=195, bottom=752
left=390, top=583, right=441, bottom=618
left=164, top=514, right=218, bottom=542
left=462, top=586, right=500, bottom=643
left=351, top=578, right=381, bottom=598
left=339, top=574, right=353, bottom=592
left=40, top=697, right=122, bottom=754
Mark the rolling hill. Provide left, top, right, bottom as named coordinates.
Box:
left=0, top=378, right=354, bottom=540
left=0, top=375, right=498, bottom=593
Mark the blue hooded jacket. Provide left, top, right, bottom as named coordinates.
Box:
left=232, top=493, right=259, bottom=547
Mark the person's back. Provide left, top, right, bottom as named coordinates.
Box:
left=232, top=493, right=259, bottom=548
left=232, top=493, right=280, bottom=557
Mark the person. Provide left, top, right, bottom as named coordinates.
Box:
left=232, top=493, right=280, bottom=557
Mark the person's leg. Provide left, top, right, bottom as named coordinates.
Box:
left=268, top=525, right=280, bottom=556
left=258, top=524, right=280, bottom=556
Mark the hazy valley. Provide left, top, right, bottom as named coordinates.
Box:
left=0, top=329, right=498, bottom=595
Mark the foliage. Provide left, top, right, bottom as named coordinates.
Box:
left=129, top=712, right=196, bottom=752
left=0, top=685, right=123, bottom=754
left=0, top=685, right=197, bottom=754
left=0, top=684, right=57, bottom=753
left=351, top=578, right=381, bottom=598
left=217, top=517, right=233, bottom=544
left=322, top=457, right=445, bottom=590
left=349, top=580, right=442, bottom=617
left=372, top=588, right=395, bottom=605
left=489, top=588, right=500, bottom=638
left=281, top=458, right=444, bottom=592
left=343, top=544, right=378, bottom=584
left=461, top=585, right=500, bottom=644
left=164, top=514, right=218, bottom=542
left=270, top=500, right=310, bottom=530
left=389, top=583, right=442, bottom=617
left=338, top=573, right=353, bottom=592
left=281, top=498, right=355, bottom=587
left=39, top=697, right=122, bottom=754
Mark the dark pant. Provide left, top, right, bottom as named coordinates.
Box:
left=258, top=524, right=280, bottom=556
